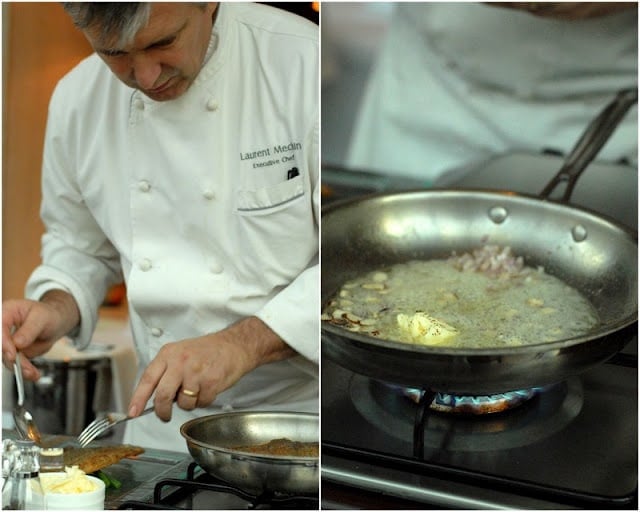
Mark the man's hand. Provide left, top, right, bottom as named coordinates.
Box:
left=128, top=316, right=295, bottom=421
left=2, top=290, right=80, bottom=380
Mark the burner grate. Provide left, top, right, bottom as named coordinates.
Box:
left=117, top=463, right=319, bottom=510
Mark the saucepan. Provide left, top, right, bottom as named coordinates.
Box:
left=321, top=88, right=638, bottom=395
left=180, top=411, right=318, bottom=495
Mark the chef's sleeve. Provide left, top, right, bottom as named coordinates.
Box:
left=25, top=81, right=123, bottom=350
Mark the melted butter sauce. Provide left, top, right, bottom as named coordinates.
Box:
left=325, top=260, right=600, bottom=348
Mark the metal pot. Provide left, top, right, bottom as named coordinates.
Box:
left=180, top=411, right=318, bottom=495
left=21, top=347, right=112, bottom=437
left=321, top=89, right=638, bottom=394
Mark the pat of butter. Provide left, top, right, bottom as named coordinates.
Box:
left=397, top=312, right=458, bottom=345
left=40, top=466, right=99, bottom=494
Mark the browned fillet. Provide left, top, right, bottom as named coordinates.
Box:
left=232, top=438, right=318, bottom=457
left=63, top=445, right=145, bottom=474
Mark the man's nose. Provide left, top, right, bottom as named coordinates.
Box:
left=131, top=54, right=162, bottom=90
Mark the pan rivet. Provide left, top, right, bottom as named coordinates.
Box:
left=571, top=224, right=588, bottom=242
left=488, top=206, right=508, bottom=224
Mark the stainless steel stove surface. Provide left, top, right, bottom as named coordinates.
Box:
left=320, top=155, right=638, bottom=509
left=321, top=348, right=637, bottom=509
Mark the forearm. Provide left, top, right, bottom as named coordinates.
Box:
left=40, top=289, right=80, bottom=340
left=219, top=316, right=296, bottom=368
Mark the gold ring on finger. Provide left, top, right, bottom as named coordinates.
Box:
left=182, top=388, right=198, bottom=398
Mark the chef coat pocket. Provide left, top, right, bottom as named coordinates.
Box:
left=236, top=175, right=305, bottom=216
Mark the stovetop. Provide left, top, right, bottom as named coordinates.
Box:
left=102, top=452, right=318, bottom=510
left=113, top=460, right=318, bottom=509
left=321, top=343, right=637, bottom=509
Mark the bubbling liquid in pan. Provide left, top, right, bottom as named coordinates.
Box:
left=322, top=246, right=600, bottom=348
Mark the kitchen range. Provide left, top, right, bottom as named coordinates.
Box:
left=320, top=152, right=638, bottom=509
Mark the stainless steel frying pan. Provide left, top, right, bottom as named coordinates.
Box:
left=180, top=411, right=318, bottom=495
left=321, top=88, right=638, bottom=394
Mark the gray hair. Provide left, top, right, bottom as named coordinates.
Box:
left=62, top=3, right=151, bottom=48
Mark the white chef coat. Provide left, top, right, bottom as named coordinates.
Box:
left=347, top=3, right=638, bottom=183
left=26, top=3, right=319, bottom=451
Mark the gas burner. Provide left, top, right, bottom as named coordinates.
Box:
left=349, top=375, right=583, bottom=452
left=402, top=387, right=543, bottom=414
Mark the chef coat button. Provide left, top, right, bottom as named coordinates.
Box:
left=139, top=258, right=152, bottom=271
left=138, top=180, right=151, bottom=192
left=210, top=262, right=224, bottom=274
left=150, top=327, right=163, bottom=337
left=206, top=99, right=219, bottom=112
left=203, top=189, right=215, bottom=200
left=134, top=98, right=145, bottom=110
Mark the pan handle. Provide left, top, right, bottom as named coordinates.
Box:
left=539, top=87, right=637, bottom=202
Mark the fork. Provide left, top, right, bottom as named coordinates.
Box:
left=77, top=406, right=155, bottom=447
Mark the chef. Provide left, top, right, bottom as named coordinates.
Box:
left=1, top=2, right=319, bottom=451
left=346, top=2, right=637, bottom=184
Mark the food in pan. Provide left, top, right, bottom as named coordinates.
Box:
left=63, top=444, right=144, bottom=474
left=231, top=438, right=319, bottom=457
left=322, top=245, right=599, bottom=348
left=396, top=312, right=459, bottom=345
